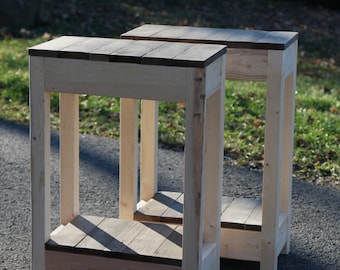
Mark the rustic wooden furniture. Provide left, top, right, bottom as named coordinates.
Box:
left=29, top=36, right=227, bottom=270
left=121, top=24, right=298, bottom=270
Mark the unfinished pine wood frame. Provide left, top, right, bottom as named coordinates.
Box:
left=121, top=24, right=298, bottom=270
left=29, top=37, right=226, bottom=270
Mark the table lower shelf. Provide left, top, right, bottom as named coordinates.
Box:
left=136, top=191, right=284, bottom=231
left=46, top=215, right=183, bottom=268
left=135, top=191, right=289, bottom=262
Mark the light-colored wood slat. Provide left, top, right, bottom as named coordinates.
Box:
left=44, top=58, right=191, bottom=102
left=48, top=215, right=104, bottom=248
left=119, top=98, right=138, bottom=220
left=245, top=200, right=262, bottom=227
left=220, top=228, right=261, bottom=261
left=161, top=193, right=183, bottom=219
left=120, top=223, right=177, bottom=256
left=260, top=48, right=285, bottom=270
left=30, top=56, right=51, bottom=270
left=49, top=216, right=184, bottom=263
left=73, top=218, right=149, bottom=254
left=221, top=198, right=260, bottom=227
left=182, top=67, right=206, bottom=270
left=135, top=192, right=182, bottom=224
left=136, top=193, right=264, bottom=230
left=140, top=99, right=159, bottom=201
left=280, top=41, right=298, bottom=255
left=60, top=93, right=79, bottom=225
left=137, top=191, right=182, bottom=216
left=221, top=196, right=234, bottom=213
left=226, top=48, right=268, bottom=82
left=153, top=226, right=183, bottom=260
left=202, top=68, right=225, bottom=256
left=46, top=250, right=180, bottom=270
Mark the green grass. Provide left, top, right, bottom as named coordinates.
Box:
left=0, top=33, right=339, bottom=188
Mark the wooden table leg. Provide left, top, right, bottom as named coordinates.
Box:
left=60, top=93, right=80, bottom=225
left=140, top=99, right=159, bottom=202
left=280, top=40, right=298, bottom=255
left=30, top=56, right=51, bottom=270
left=261, top=49, right=285, bottom=270
left=182, top=68, right=208, bottom=270
left=119, top=98, right=139, bottom=220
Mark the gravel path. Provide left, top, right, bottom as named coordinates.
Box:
left=0, top=120, right=339, bottom=269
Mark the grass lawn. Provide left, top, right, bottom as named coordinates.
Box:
left=0, top=1, right=339, bottom=188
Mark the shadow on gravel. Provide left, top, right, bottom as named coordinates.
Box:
left=0, top=119, right=119, bottom=178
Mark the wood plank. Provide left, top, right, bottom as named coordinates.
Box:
left=44, top=58, right=190, bottom=102
left=60, top=93, right=79, bottom=225
left=46, top=250, right=180, bottom=270
left=244, top=200, right=262, bottom=228
left=120, top=24, right=169, bottom=39
left=153, top=226, right=183, bottom=260
left=135, top=191, right=182, bottom=223
left=140, top=42, right=193, bottom=66
left=182, top=67, right=206, bottom=270
left=172, top=43, right=226, bottom=67
left=280, top=41, right=298, bottom=255
left=149, top=25, right=193, bottom=39
left=30, top=56, right=51, bottom=270
left=221, top=196, right=234, bottom=213
left=28, top=36, right=86, bottom=57
left=202, top=243, right=218, bottom=270
left=261, top=48, right=285, bottom=270
left=221, top=198, right=260, bottom=229
left=47, top=215, right=104, bottom=248
left=136, top=192, right=263, bottom=230
left=120, top=222, right=177, bottom=257
left=77, top=218, right=143, bottom=252
left=202, top=82, right=224, bottom=258
left=30, top=36, right=227, bottom=68
left=89, top=39, right=135, bottom=61
left=110, top=40, right=165, bottom=63
left=49, top=216, right=183, bottom=265
left=256, top=31, right=298, bottom=50
left=140, top=99, right=159, bottom=201
left=220, top=228, right=261, bottom=261
left=122, top=24, right=298, bottom=50
left=226, top=48, right=268, bottom=82
left=119, top=98, right=138, bottom=220
left=177, top=27, right=232, bottom=44
left=161, top=193, right=183, bottom=219
left=58, top=37, right=115, bottom=59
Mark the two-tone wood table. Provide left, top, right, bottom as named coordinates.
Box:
left=121, top=24, right=298, bottom=270
left=29, top=36, right=226, bottom=270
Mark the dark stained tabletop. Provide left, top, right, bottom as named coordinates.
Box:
left=28, top=36, right=226, bottom=68
left=121, top=24, right=298, bottom=50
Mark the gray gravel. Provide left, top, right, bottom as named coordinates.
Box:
left=0, top=120, right=339, bottom=269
